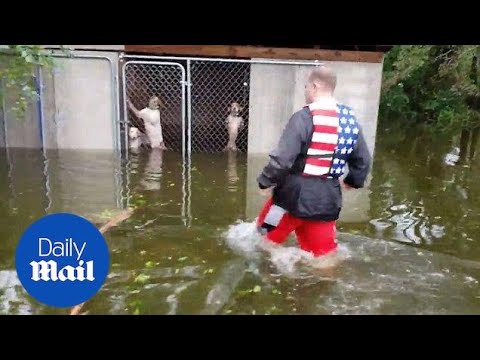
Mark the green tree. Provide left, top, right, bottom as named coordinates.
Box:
left=380, top=45, right=480, bottom=133
left=0, top=45, right=68, bottom=119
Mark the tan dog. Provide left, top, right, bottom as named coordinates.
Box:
left=127, top=96, right=167, bottom=150
left=224, top=102, right=245, bottom=151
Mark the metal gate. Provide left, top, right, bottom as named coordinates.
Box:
left=189, top=60, right=251, bottom=153
left=121, top=56, right=322, bottom=156
left=121, top=61, right=187, bottom=157
left=121, top=60, right=190, bottom=225
left=120, top=55, right=322, bottom=226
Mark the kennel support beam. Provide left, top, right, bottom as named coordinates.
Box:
left=124, top=45, right=385, bottom=64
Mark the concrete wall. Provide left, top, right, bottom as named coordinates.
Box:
left=329, top=61, right=383, bottom=156
left=41, top=50, right=119, bottom=150
left=248, top=59, right=383, bottom=156
left=246, top=58, right=384, bottom=223
left=2, top=90, right=42, bottom=149
left=245, top=155, right=271, bottom=222
left=0, top=49, right=120, bottom=150
left=247, top=64, right=296, bottom=154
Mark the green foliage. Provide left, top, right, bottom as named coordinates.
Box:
left=133, top=273, right=150, bottom=284
left=380, top=45, right=480, bottom=132
left=0, top=45, right=69, bottom=119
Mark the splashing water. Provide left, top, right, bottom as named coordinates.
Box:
left=223, top=220, right=480, bottom=314
left=224, top=220, right=262, bottom=260
left=224, top=220, right=351, bottom=278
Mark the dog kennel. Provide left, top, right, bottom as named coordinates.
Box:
left=119, top=54, right=323, bottom=157
left=121, top=57, right=251, bottom=155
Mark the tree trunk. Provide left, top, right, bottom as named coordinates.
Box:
left=458, top=129, right=470, bottom=165
left=470, top=127, right=480, bottom=162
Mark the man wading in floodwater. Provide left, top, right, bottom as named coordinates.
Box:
left=256, top=66, right=372, bottom=259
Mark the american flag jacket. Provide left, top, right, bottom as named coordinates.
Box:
left=303, top=100, right=360, bottom=178
left=257, top=98, right=371, bottom=221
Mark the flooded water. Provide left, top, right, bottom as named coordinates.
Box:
left=1, top=123, right=480, bottom=315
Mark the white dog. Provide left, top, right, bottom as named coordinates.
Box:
left=128, top=126, right=148, bottom=151
left=224, top=102, right=244, bottom=151
left=127, top=96, right=167, bottom=150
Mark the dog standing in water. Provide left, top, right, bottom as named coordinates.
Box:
left=128, top=127, right=149, bottom=153
left=127, top=96, right=167, bottom=150
left=224, top=102, right=244, bottom=151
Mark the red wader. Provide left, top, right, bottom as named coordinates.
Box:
left=257, top=197, right=337, bottom=257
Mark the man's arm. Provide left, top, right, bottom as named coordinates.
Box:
left=257, top=111, right=306, bottom=189
left=343, top=126, right=372, bottom=189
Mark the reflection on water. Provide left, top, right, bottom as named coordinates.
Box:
left=44, top=150, right=124, bottom=221
left=360, top=125, right=480, bottom=261
left=140, top=149, right=164, bottom=191
left=0, top=270, right=35, bottom=315
left=1, top=122, right=480, bottom=314
left=226, top=149, right=240, bottom=192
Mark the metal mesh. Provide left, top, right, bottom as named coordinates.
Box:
left=190, top=61, right=251, bottom=153
left=124, top=62, right=185, bottom=152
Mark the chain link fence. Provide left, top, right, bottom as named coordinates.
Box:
left=190, top=61, right=251, bottom=153
left=123, top=62, right=185, bottom=152
left=121, top=57, right=321, bottom=156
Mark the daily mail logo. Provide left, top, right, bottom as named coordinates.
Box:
left=16, top=213, right=110, bottom=308
left=30, top=238, right=94, bottom=282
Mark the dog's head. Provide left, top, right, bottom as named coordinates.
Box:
left=148, top=96, right=164, bottom=110
left=229, top=102, right=243, bottom=117
left=129, top=127, right=140, bottom=139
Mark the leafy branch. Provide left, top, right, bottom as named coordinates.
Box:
left=0, top=45, right=70, bottom=119
left=380, top=45, right=480, bottom=133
